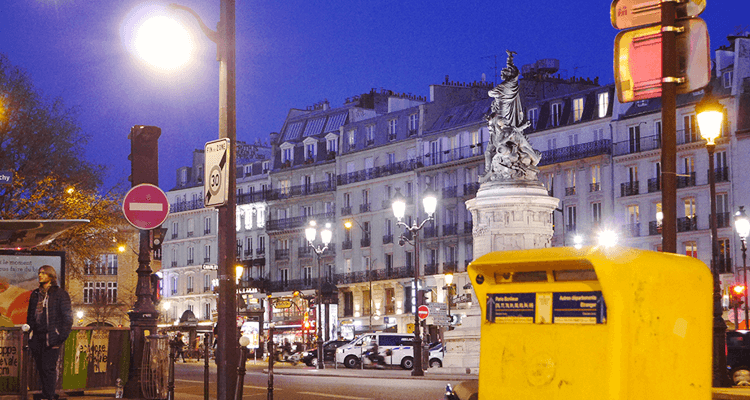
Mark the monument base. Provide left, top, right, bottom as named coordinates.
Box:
left=442, top=180, right=559, bottom=373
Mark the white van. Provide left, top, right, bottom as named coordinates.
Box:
left=335, top=332, right=414, bottom=369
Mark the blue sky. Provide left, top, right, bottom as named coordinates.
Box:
left=1, top=0, right=747, bottom=191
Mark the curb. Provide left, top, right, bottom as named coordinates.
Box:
left=262, top=367, right=478, bottom=381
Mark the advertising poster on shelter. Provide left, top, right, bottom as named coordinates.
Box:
left=0, top=251, right=65, bottom=326
left=0, top=329, right=20, bottom=381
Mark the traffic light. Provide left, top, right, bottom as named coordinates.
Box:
left=150, top=273, right=162, bottom=304
left=730, top=285, right=746, bottom=309
left=128, top=125, right=161, bottom=186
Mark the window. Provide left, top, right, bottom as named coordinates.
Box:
left=362, top=290, right=371, bottom=315
left=683, top=155, right=695, bottom=175
left=305, top=142, right=316, bottom=160
left=551, top=103, right=562, bottom=127
left=684, top=197, right=696, bottom=218
left=565, top=169, right=576, bottom=194
left=683, top=115, right=697, bottom=143
left=471, top=130, right=481, bottom=155
left=262, top=161, right=270, bottom=172
left=103, top=254, right=118, bottom=275
left=593, top=128, right=604, bottom=142
left=204, top=217, right=212, bottom=234
left=366, top=125, right=376, bottom=144
left=172, top=221, right=179, bottom=238
left=327, top=137, right=338, bottom=154
left=573, top=98, right=584, bottom=122
left=187, top=218, right=195, bottom=237
left=655, top=120, right=662, bottom=140
left=244, top=165, right=252, bottom=176
left=597, top=92, right=609, bottom=118
left=387, top=152, right=396, bottom=165
left=628, top=166, right=638, bottom=183
left=723, top=71, right=733, bottom=88
left=409, top=113, right=418, bottom=132
left=280, top=268, right=289, bottom=285
left=280, top=179, right=291, bottom=196
left=385, top=288, right=395, bottom=314
left=629, top=125, right=641, bottom=153
left=83, top=282, right=94, bottom=304
left=187, top=276, right=194, bottom=293
left=348, top=129, right=356, bottom=147
left=343, top=192, right=351, bottom=208
left=528, top=108, right=539, bottom=129
left=566, top=205, right=577, bottom=231
left=204, top=303, right=211, bottom=320
left=187, top=246, right=195, bottom=264
left=303, top=266, right=312, bottom=286
left=628, top=205, right=640, bottom=224
left=568, top=134, right=579, bottom=147
left=685, top=241, right=697, bottom=258
left=591, top=202, right=602, bottom=225
left=204, top=274, right=210, bottom=291
left=547, top=138, right=557, bottom=150
left=344, top=292, right=354, bottom=317
left=171, top=276, right=177, bottom=295
left=282, top=147, right=292, bottom=163
left=591, top=164, right=601, bottom=191
left=204, top=245, right=211, bottom=262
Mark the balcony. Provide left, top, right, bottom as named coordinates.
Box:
left=647, top=178, right=660, bottom=193
left=298, top=246, right=312, bottom=258
left=565, top=187, right=576, bottom=196
left=623, top=223, right=641, bottom=237
left=712, top=167, right=730, bottom=183
left=275, top=249, right=290, bottom=260
left=360, top=237, right=371, bottom=248
left=464, top=221, right=473, bottom=234
left=443, top=224, right=458, bottom=236
left=203, top=257, right=211, bottom=263
left=408, top=129, right=418, bottom=137
left=323, top=244, right=336, bottom=256
left=337, top=159, right=423, bottom=186
left=204, top=229, right=211, bottom=235
left=171, top=232, right=178, bottom=239
left=677, top=216, right=698, bottom=232
left=620, top=181, right=639, bottom=197
left=613, top=135, right=659, bottom=156
left=255, top=248, right=265, bottom=256
left=360, top=203, right=371, bottom=213
left=678, top=128, right=701, bottom=145
left=388, top=133, right=397, bottom=141
left=171, top=261, right=177, bottom=267
left=709, top=212, right=732, bottom=229
left=424, top=226, right=437, bottom=239
left=463, top=182, right=480, bottom=197
left=203, top=286, right=210, bottom=292
left=238, top=191, right=269, bottom=204
left=244, top=249, right=252, bottom=257
left=540, top=139, right=612, bottom=165
left=170, top=199, right=204, bottom=213
left=267, top=211, right=335, bottom=231
left=187, top=258, right=194, bottom=265
left=383, top=234, right=393, bottom=244
left=341, top=206, right=352, bottom=216
left=565, top=224, right=577, bottom=233
left=366, top=139, right=375, bottom=147
left=590, top=182, right=600, bottom=192
left=342, top=240, right=353, bottom=250
left=443, top=261, right=458, bottom=274
left=648, top=221, right=662, bottom=236
left=187, top=231, right=194, bottom=238
left=269, top=181, right=336, bottom=200
left=186, top=288, right=194, bottom=294
left=676, top=172, right=696, bottom=189
left=442, top=186, right=457, bottom=199
left=718, top=256, right=733, bottom=274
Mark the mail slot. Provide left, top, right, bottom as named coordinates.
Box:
left=468, top=246, right=712, bottom=399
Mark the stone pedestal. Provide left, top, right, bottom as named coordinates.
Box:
left=441, top=181, right=559, bottom=374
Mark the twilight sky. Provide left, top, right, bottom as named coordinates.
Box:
left=1, top=0, right=747, bottom=191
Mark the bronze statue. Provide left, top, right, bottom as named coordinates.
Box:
left=481, top=50, right=541, bottom=183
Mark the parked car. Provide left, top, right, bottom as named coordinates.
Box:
left=335, top=332, right=414, bottom=369
left=301, top=340, right=351, bottom=367
left=428, top=343, right=445, bottom=368
left=727, top=330, right=750, bottom=385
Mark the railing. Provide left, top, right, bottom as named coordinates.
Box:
left=565, top=187, right=576, bottom=196
left=275, top=249, right=290, bottom=260
left=677, top=128, right=701, bottom=145
left=676, top=172, right=696, bottom=188
left=464, top=221, right=473, bottom=234
left=337, top=159, right=423, bottom=186
left=361, top=237, right=371, bottom=248
left=238, top=191, right=269, bottom=204
left=463, top=182, right=480, bottom=197
left=341, top=206, right=352, bottom=216
left=443, top=224, right=458, bottom=236
left=623, top=223, right=641, bottom=237
left=408, top=129, right=418, bottom=137
left=613, top=135, right=660, bottom=156
left=388, top=134, right=397, bottom=141
left=648, top=221, right=661, bottom=236
left=360, top=203, right=371, bottom=213
left=539, top=139, right=611, bottom=165
left=187, top=231, right=194, bottom=238
left=712, top=167, right=730, bottom=183
left=187, top=258, right=194, bottom=265
left=298, top=246, right=312, bottom=258
left=203, top=286, right=210, bottom=292
left=342, top=240, right=353, bottom=250
left=170, top=199, right=204, bottom=213
left=677, top=216, right=698, bottom=232
left=565, top=224, right=576, bottom=233
left=383, top=234, right=393, bottom=244
left=424, top=263, right=438, bottom=276
left=255, top=248, right=265, bottom=256
left=424, top=226, right=437, bottom=239
left=590, top=182, right=600, bottom=192
left=269, top=181, right=336, bottom=200
left=244, top=249, right=252, bottom=257
left=442, top=186, right=457, bottom=199
left=171, top=261, right=177, bottom=267
left=620, top=181, right=639, bottom=197
left=186, top=288, right=194, bottom=294
left=171, top=233, right=178, bottom=239
left=203, top=257, right=211, bottom=263
left=443, top=262, right=458, bottom=274
left=709, top=212, right=732, bottom=229
left=204, top=229, right=211, bottom=235
left=267, top=212, right=335, bottom=231
left=647, top=178, right=660, bottom=193
left=423, top=143, right=487, bottom=167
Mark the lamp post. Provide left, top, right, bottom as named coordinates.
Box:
left=735, top=206, right=750, bottom=327
left=697, top=86, right=730, bottom=387
left=443, top=273, right=455, bottom=330
left=392, top=188, right=437, bottom=376
left=305, top=221, right=332, bottom=370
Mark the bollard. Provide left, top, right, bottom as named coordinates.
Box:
left=167, top=342, right=176, bottom=400
left=267, top=324, right=274, bottom=400
left=204, top=334, right=210, bottom=400
left=235, top=336, right=250, bottom=400
left=20, top=324, right=30, bottom=400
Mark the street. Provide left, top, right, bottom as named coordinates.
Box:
left=168, top=360, right=470, bottom=400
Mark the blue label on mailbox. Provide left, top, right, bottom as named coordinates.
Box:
left=552, top=291, right=607, bottom=324
left=486, top=293, right=536, bottom=323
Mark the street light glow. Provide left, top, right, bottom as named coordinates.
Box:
left=597, top=230, right=618, bottom=248
left=134, top=15, right=193, bottom=70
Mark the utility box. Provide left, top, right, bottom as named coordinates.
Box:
left=469, top=247, right=712, bottom=399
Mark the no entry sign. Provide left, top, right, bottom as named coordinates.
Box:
left=122, top=184, right=169, bottom=230
left=418, top=305, right=430, bottom=320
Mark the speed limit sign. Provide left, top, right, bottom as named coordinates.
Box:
left=204, top=138, right=230, bottom=207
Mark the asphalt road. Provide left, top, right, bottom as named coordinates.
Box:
left=172, top=360, right=468, bottom=400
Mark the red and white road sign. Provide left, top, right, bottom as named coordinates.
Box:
left=418, top=305, right=430, bottom=320
left=122, top=184, right=169, bottom=230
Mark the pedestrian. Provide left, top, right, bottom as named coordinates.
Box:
left=26, top=265, right=72, bottom=400
left=171, top=332, right=187, bottom=362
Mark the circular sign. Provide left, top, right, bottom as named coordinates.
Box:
left=122, top=184, right=170, bottom=230
left=208, top=165, right=222, bottom=196
left=418, top=305, right=430, bottom=320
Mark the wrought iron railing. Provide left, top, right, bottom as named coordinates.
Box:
left=540, top=139, right=611, bottom=165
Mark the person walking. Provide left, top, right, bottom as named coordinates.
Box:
left=171, top=332, right=187, bottom=362
left=26, top=265, right=72, bottom=400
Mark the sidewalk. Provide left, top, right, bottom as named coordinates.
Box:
left=263, top=362, right=479, bottom=381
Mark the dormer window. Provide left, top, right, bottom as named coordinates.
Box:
left=325, top=133, right=338, bottom=156
left=280, top=143, right=294, bottom=165
left=550, top=103, right=562, bottom=127
left=597, top=92, right=609, bottom=118
left=573, top=98, right=584, bottom=122
left=347, top=129, right=356, bottom=149
left=303, top=137, right=318, bottom=161
left=262, top=161, right=270, bottom=173
left=723, top=71, right=733, bottom=88
left=528, top=108, right=539, bottom=129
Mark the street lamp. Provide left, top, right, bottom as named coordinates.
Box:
left=735, top=206, right=750, bottom=327
left=697, top=86, right=729, bottom=387
left=597, top=230, right=618, bottom=248
left=392, top=188, right=437, bottom=376
left=443, top=273, right=456, bottom=330
left=306, top=220, right=332, bottom=370
left=162, top=301, right=171, bottom=324
left=76, top=310, right=84, bottom=326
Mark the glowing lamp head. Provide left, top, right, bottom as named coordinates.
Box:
left=696, top=88, right=724, bottom=145
left=445, top=272, right=454, bottom=286
left=391, top=189, right=406, bottom=221
left=422, top=192, right=437, bottom=216
left=597, top=230, right=618, bottom=248
left=305, top=221, right=317, bottom=243
left=736, top=206, right=750, bottom=241
left=320, top=223, right=332, bottom=245
left=235, top=265, right=244, bottom=280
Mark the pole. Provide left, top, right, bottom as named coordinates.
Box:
left=412, top=228, right=424, bottom=376
left=316, top=252, right=324, bottom=369
left=217, top=1, right=238, bottom=399
left=20, top=327, right=29, bottom=400
left=204, top=334, right=209, bottom=400
left=167, top=343, right=176, bottom=400
left=744, top=240, right=749, bottom=326
left=708, top=143, right=730, bottom=387
left=660, top=0, right=677, bottom=254
left=267, top=323, right=274, bottom=400
left=235, top=346, right=248, bottom=400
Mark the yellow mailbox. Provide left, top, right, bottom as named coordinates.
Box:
left=469, top=246, right=712, bottom=399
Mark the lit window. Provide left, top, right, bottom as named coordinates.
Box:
left=597, top=92, right=609, bottom=118
left=551, top=103, right=562, bottom=127
left=573, top=98, right=584, bottom=122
